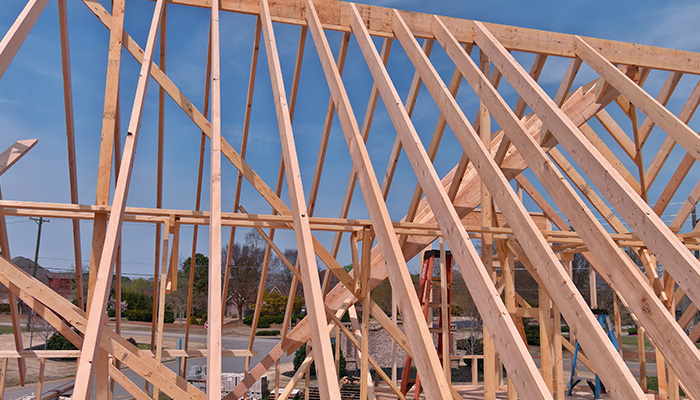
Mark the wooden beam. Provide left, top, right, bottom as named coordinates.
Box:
left=307, top=31, right=350, bottom=216
left=327, top=307, right=405, bottom=400
left=0, top=254, right=206, bottom=400
left=57, top=0, right=84, bottom=311
left=259, top=1, right=341, bottom=398
left=330, top=37, right=392, bottom=259
left=471, top=20, right=700, bottom=398
left=427, top=14, right=643, bottom=399
left=183, top=18, right=213, bottom=376
left=87, top=0, right=125, bottom=310
left=0, top=0, right=49, bottom=79
left=207, top=0, right=222, bottom=398
left=644, top=78, right=700, bottom=188
left=595, top=109, right=636, bottom=161
left=478, top=50, right=499, bottom=400
left=547, top=148, right=628, bottom=233
left=0, top=167, right=31, bottom=385
left=152, top=221, right=170, bottom=400
left=72, top=1, right=166, bottom=398
left=670, top=179, right=700, bottom=232
left=353, top=8, right=550, bottom=399
left=576, top=36, right=700, bottom=164
left=146, top=0, right=700, bottom=74
left=639, top=71, right=683, bottom=147
left=0, top=139, right=37, bottom=176
left=228, top=48, right=621, bottom=400
left=307, top=3, right=459, bottom=399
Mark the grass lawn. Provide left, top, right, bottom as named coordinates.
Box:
left=0, top=326, right=25, bottom=335
left=619, top=335, right=651, bottom=348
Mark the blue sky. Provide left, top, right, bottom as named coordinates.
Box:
left=1, top=0, right=699, bottom=277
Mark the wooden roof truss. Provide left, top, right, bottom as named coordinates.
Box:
left=1, top=0, right=700, bottom=399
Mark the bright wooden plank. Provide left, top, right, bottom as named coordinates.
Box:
left=644, top=78, right=700, bottom=188
left=152, top=225, right=170, bottom=399
left=595, top=109, right=636, bottom=161
left=670, top=179, right=700, bottom=232
left=470, top=20, right=700, bottom=398
left=639, top=71, right=683, bottom=147
left=576, top=36, right=700, bottom=164
left=0, top=0, right=49, bottom=78
left=56, top=0, right=84, bottom=311
left=207, top=0, right=223, bottom=398
left=330, top=37, right=392, bottom=258
left=148, top=0, right=700, bottom=74
left=72, top=1, right=167, bottom=397
left=0, top=139, right=37, bottom=176
left=259, top=1, right=341, bottom=398
left=227, top=38, right=623, bottom=400
left=428, top=14, right=644, bottom=399
left=0, top=254, right=206, bottom=400
left=355, top=8, right=550, bottom=399
left=0, top=192, right=27, bottom=384
left=307, top=2, right=454, bottom=398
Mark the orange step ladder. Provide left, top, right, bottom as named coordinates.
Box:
left=400, top=249, right=453, bottom=399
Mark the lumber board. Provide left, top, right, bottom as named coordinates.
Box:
left=207, top=0, right=223, bottom=398
left=576, top=36, right=700, bottom=164
left=471, top=20, right=700, bottom=398
left=355, top=8, right=551, bottom=399
left=57, top=0, right=84, bottom=310
left=0, top=0, right=50, bottom=79
left=306, top=3, right=456, bottom=399
left=426, top=14, right=643, bottom=399
left=0, top=255, right=206, bottom=400
left=259, top=0, right=341, bottom=398
left=0, top=139, right=37, bottom=176
left=147, top=0, right=700, bottom=74
left=226, top=72, right=625, bottom=399
left=73, top=1, right=166, bottom=397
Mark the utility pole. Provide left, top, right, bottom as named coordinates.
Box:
left=28, top=217, right=48, bottom=348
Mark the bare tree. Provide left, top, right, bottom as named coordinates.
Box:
left=166, top=266, right=191, bottom=324
left=268, top=248, right=298, bottom=294
left=224, top=231, right=265, bottom=320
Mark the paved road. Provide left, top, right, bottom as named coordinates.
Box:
left=4, top=332, right=294, bottom=399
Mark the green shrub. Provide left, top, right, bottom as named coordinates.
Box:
left=164, top=309, right=175, bottom=324
left=256, top=330, right=280, bottom=336
left=627, top=327, right=638, bottom=335
left=243, top=314, right=284, bottom=327
left=46, top=332, right=78, bottom=351
left=524, top=324, right=540, bottom=346
left=125, top=309, right=153, bottom=322
left=450, top=304, right=464, bottom=316
left=190, top=314, right=199, bottom=325
left=341, top=312, right=350, bottom=323
left=293, top=344, right=346, bottom=377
